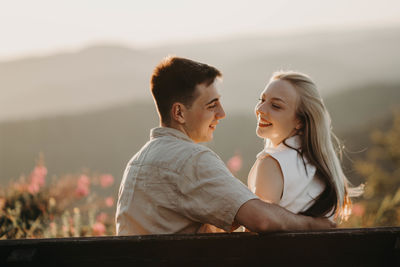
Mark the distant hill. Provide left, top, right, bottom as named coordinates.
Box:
left=0, top=102, right=158, bottom=186
left=1, top=82, right=399, bottom=187
left=1, top=27, right=400, bottom=121
left=325, top=83, right=400, bottom=132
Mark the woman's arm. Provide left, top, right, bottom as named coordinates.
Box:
left=241, top=157, right=335, bottom=232
left=251, top=156, right=284, bottom=204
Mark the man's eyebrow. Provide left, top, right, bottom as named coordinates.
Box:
left=205, top=97, right=220, bottom=105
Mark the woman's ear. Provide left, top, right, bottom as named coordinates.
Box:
left=295, top=118, right=303, bottom=131
left=171, top=103, right=186, bottom=124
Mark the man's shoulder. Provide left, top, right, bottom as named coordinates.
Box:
left=129, top=136, right=219, bottom=170
left=152, top=135, right=212, bottom=155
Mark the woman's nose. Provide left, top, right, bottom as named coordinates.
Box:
left=255, top=103, right=265, bottom=116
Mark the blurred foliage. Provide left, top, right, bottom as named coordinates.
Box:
left=0, top=155, right=116, bottom=239
left=342, top=111, right=400, bottom=227
left=2, top=112, right=400, bottom=239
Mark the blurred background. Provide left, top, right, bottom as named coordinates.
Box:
left=1, top=0, right=400, bottom=238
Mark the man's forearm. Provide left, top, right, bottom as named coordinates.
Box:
left=262, top=203, right=322, bottom=231
left=235, top=199, right=335, bottom=232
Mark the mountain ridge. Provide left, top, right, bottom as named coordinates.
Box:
left=1, top=26, right=399, bottom=122
left=1, top=82, right=399, bottom=186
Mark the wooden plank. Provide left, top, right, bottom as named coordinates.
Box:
left=0, top=227, right=399, bottom=266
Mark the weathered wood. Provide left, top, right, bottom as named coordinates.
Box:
left=0, top=227, right=399, bottom=266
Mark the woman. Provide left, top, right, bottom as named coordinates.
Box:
left=248, top=71, right=362, bottom=221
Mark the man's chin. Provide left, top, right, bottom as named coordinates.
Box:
left=202, top=134, right=214, bottom=143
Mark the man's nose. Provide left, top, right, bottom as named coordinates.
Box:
left=217, top=105, right=226, bottom=119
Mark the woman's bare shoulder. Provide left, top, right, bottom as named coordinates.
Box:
left=252, top=155, right=284, bottom=203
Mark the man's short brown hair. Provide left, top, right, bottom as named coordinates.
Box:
left=150, top=56, right=222, bottom=125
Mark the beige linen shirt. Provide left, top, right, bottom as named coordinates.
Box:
left=116, top=127, right=257, bottom=235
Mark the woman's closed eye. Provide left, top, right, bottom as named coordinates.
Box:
left=272, top=103, right=281, bottom=109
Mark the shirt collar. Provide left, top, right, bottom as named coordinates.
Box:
left=264, top=135, right=302, bottom=154
left=150, top=127, right=194, bottom=143
left=284, top=135, right=301, bottom=149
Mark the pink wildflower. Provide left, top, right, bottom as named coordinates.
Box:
left=352, top=203, right=365, bottom=217
left=96, top=212, right=108, bottom=223
left=50, top=222, right=56, bottom=230
left=31, top=166, right=47, bottom=186
left=75, top=174, right=90, bottom=197
left=92, top=222, right=106, bottom=236
left=100, top=174, right=114, bottom=188
left=227, top=153, right=242, bottom=174
left=75, top=186, right=89, bottom=197
left=28, top=165, right=48, bottom=194
left=28, top=183, right=40, bottom=194
left=105, top=196, right=114, bottom=207
left=50, top=222, right=57, bottom=237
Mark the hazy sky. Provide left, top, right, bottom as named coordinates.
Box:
left=1, top=0, right=399, bottom=60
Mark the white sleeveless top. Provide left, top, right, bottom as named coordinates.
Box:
left=254, top=135, right=325, bottom=214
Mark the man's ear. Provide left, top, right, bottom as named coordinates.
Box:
left=171, top=103, right=186, bottom=124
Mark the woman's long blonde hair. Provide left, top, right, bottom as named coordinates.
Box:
left=270, top=71, right=363, bottom=220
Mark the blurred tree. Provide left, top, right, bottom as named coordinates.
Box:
left=349, top=111, right=400, bottom=227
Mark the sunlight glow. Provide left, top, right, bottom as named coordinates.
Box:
left=0, top=0, right=399, bottom=60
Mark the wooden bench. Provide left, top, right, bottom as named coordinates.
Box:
left=1, top=227, right=399, bottom=266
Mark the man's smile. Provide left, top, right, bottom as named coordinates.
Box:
left=209, top=122, right=219, bottom=130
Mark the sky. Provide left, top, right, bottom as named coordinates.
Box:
left=0, top=0, right=399, bottom=61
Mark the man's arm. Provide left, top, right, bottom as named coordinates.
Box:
left=235, top=199, right=335, bottom=232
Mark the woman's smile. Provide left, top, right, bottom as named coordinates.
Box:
left=258, top=116, right=272, bottom=127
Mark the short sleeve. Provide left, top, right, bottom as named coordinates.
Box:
left=177, top=150, right=258, bottom=231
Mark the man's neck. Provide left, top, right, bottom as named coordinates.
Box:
left=161, top=122, right=192, bottom=142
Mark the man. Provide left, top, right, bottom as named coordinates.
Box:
left=116, top=56, right=334, bottom=235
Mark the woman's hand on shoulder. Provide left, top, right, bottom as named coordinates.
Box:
left=253, top=156, right=284, bottom=204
